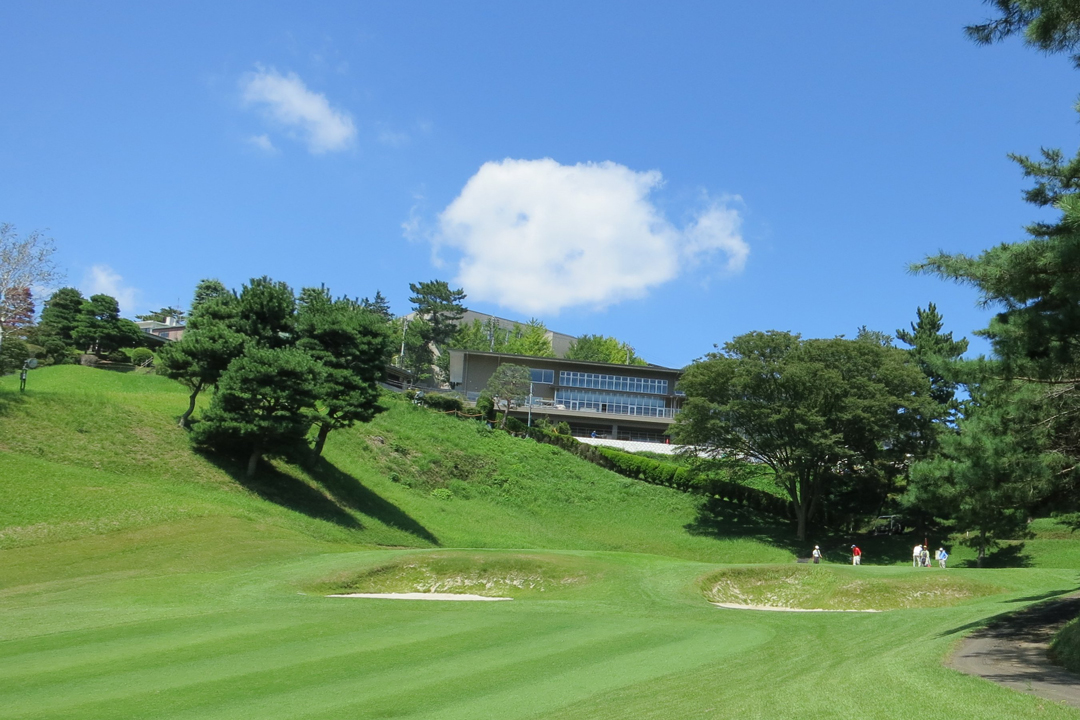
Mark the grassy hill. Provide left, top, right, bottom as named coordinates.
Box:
left=3, top=366, right=1080, bottom=720
left=0, top=366, right=793, bottom=564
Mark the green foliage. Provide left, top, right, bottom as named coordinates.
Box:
left=896, top=303, right=969, bottom=415
left=966, top=1, right=1080, bottom=68
left=1050, top=617, right=1080, bottom=673
left=233, top=276, right=296, bottom=348
left=503, top=319, right=554, bottom=357
left=37, top=288, right=84, bottom=350
left=675, top=330, right=936, bottom=539
left=566, top=334, right=647, bottom=364
left=191, top=346, right=322, bottom=477
left=156, top=288, right=244, bottom=427
left=190, top=278, right=230, bottom=313
left=555, top=421, right=571, bottom=436
left=907, top=378, right=1052, bottom=566
left=418, top=392, right=465, bottom=414
left=296, top=286, right=393, bottom=455
left=360, top=290, right=393, bottom=321
left=392, top=315, right=434, bottom=382
left=130, top=347, right=154, bottom=366
left=408, top=279, right=466, bottom=348
left=135, top=306, right=185, bottom=323
left=484, top=363, right=531, bottom=427
left=0, top=337, right=30, bottom=373
left=453, top=317, right=554, bottom=358
left=71, top=294, right=143, bottom=354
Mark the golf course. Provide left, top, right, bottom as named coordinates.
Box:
left=3, top=366, right=1080, bottom=719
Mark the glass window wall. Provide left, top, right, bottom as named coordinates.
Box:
left=554, top=389, right=673, bottom=417
left=530, top=368, right=554, bottom=384
left=558, top=371, right=668, bottom=395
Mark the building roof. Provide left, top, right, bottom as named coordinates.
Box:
left=447, top=348, right=682, bottom=375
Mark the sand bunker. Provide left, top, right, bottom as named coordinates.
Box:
left=702, top=565, right=1002, bottom=612
left=327, top=592, right=512, bottom=601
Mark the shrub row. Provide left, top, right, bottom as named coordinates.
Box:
left=516, top=426, right=790, bottom=519
left=595, top=446, right=791, bottom=518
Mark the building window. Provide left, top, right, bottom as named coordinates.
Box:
left=558, top=371, right=668, bottom=395
left=530, top=368, right=554, bottom=384
left=553, top=389, right=675, bottom=417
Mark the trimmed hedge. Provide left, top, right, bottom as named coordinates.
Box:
left=517, top=427, right=791, bottom=519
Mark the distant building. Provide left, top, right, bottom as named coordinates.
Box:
left=403, top=309, right=577, bottom=357
left=135, top=317, right=185, bottom=343
left=448, top=349, right=684, bottom=442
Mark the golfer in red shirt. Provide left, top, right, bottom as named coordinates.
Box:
left=851, top=545, right=862, bottom=566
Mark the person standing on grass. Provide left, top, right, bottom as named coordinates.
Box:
left=851, top=544, right=861, bottom=566
left=913, top=544, right=922, bottom=568
left=921, top=546, right=931, bottom=568
left=812, top=545, right=822, bottom=564
left=937, top=547, right=948, bottom=569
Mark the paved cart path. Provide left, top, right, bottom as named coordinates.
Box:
left=948, top=593, right=1080, bottom=708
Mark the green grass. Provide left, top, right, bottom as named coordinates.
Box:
left=3, top=366, right=1080, bottom=719
left=1051, top=617, right=1080, bottom=674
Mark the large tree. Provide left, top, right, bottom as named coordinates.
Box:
left=0, top=224, right=62, bottom=358
left=907, top=377, right=1052, bottom=566
left=674, top=331, right=935, bottom=539
left=156, top=288, right=244, bottom=428
left=408, top=279, right=466, bottom=348
left=191, top=347, right=321, bottom=478
left=296, top=287, right=393, bottom=456
left=71, top=294, right=143, bottom=355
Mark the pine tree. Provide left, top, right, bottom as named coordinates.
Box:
left=191, top=347, right=321, bottom=478
left=296, top=287, right=393, bottom=456
left=157, top=290, right=244, bottom=428
left=360, top=290, right=393, bottom=321
left=71, top=295, right=142, bottom=355
left=408, top=279, right=466, bottom=349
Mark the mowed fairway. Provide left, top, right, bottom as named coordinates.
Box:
left=3, top=368, right=1080, bottom=719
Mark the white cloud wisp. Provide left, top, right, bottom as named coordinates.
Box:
left=82, top=264, right=139, bottom=315
left=240, top=67, right=355, bottom=154
left=431, top=158, right=748, bottom=314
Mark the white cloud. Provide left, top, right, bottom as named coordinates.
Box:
left=82, top=264, right=139, bottom=315
left=239, top=67, right=356, bottom=154
left=377, top=127, right=409, bottom=147
left=429, top=158, right=748, bottom=314
left=247, top=134, right=277, bottom=153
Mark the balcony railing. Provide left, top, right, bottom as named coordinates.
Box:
left=464, top=392, right=679, bottom=419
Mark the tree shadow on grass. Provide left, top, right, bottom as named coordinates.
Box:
left=685, top=496, right=803, bottom=557
left=196, top=448, right=439, bottom=545
left=0, top=389, right=26, bottom=417
left=308, top=457, right=439, bottom=545
left=960, top=543, right=1033, bottom=569
left=199, top=450, right=363, bottom=530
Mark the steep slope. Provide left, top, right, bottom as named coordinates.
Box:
left=0, top=366, right=789, bottom=564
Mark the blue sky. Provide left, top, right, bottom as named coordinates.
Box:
left=2, top=2, right=1076, bottom=368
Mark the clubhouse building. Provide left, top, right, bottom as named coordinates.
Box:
left=448, top=349, right=684, bottom=442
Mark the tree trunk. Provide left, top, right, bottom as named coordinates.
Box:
left=976, top=533, right=986, bottom=569
left=796, top=506, right=807, bottom=541
left=178, top=383, right=202, bottom=428
left=246, top=441, right=263, bottom=479
left=313, top=422, right=332, bottom=457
